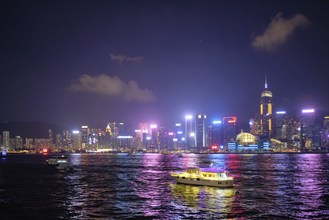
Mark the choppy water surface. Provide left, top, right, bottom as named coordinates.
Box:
left=1, top=153, right=329, bottom=219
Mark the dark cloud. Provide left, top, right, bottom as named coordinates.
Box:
left=110, top=53, right=143, bottom=63
left=252, top=12, right=310, bottom=52
left=69, top=74, right=156, bottom=103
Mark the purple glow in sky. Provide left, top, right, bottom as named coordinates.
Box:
left=1, top=0, right=328, bottom=130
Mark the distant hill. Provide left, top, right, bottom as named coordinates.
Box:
left=0, top=121, right=66, bottom=138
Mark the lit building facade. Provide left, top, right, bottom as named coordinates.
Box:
left=300, top=109, right=317, bottom=151
left=72, top=130, right=82, bottom=151
left=223, top=116, right=237, bottom=148
left=185, top=115, right=195, bottom=150
left=25, top=138, right=34, bottom=149
left=34, top=138, right=51, bottom=150
left=48, top=129, right=53, bottom=146
left=322, top=116, right=329, bottom=148
left=2, top=131, right=10, bottom=149
left=15, top=136, right=23, bottom=150
left=275, top=111, right=288, bottom=141
left=150, top=124, right=158, bottom=150
left=174, top=123, right=185, bottom=150
left=195, top=113, right=207, bottom=149
left=81, top=126, right=89, bottom=149
left=157, top=126, right=167, bottom=150
left=209, top=120, right=223, bottom=149
left=260, top=77, right=273, bottom=138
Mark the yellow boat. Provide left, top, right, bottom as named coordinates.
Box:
left=171, top=168, right=234, bottom=187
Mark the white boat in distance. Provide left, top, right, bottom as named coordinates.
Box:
left=171, top=168, right=234, bottom=187
left=46, top=155, right=69, bottom=169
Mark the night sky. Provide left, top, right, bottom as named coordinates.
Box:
left=1, top=0, right=328, bottom=131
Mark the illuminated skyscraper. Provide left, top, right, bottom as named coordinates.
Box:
left=223, top=117, right=237, bottom=148
left=323, top=116, right=329, bottom=148
left=196, top=113, right=207, bottom=149
left=209, top=120, right=223, bottom=148
left=48, top=129, right=53, bottom=146
left=185, top=115, right=195, bottom=150
left=300, top=109, right=321, bottom=151
left=150, top=124, right=158, bottom=149
left=260, top=76, right=273, bottom=137
left=2, top=131, right=10, bottom=149
left=81, top=126, right=89, bottom=148
left=275, top=111, right=288, bottom=140
left=72, top=130, right=82, bottom=151
left=174, top=123, right=185, bottom=150
left=15, top=136, right=23, bottom=150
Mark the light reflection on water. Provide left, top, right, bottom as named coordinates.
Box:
left=0, top=153, right=329, bottom=219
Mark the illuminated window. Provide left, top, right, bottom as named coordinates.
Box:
left=268, top=104, right=272, bottom=114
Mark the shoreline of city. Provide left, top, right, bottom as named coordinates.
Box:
left=4, top=150, right=329, bottom=155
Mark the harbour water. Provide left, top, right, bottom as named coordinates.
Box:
left=1, top=153, right=329, bottom=219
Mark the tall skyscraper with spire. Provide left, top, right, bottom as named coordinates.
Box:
left=260, top=76, right=273, bottom=137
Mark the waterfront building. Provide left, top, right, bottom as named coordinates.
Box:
left=48, top=129, right=53, bottom=146
left=249, top=116, right=262, bottom=136
left=223, top=116, right=237, bottom=148
left=300, top=109, right=319, bottom=151
left=236, top=132, right=259, bottom=151
left=34, top=138, right=51, bottom=150
left=2, top=131, right=10, bottom=149
left=88, top=128, right=101, bottom=151
left=81, top=126, right=89, bottom=149
left=195, top=113, right=207, bottom=150
left=101, top=124, right=113, bottom=149
left=72, top=130, right=82, bottom=151
left=185, top=115, right=195, bottom=150
left=55, top=134, right=63, bottom=150
left=275, top=111, right=288, bottom=141
left=15, top=136, right=23, bottom=150
left=139, top=123, right=149, bottom=143
left=174, top=123, right=185, bottom=150
left=25, top=138, right=34, bottom=149
left=167, top=131, right=175, bottom=151
left=322, top=116, right=329, bottom=149
left=157, top=126, right=167, bottom=150
left=117, top=135, right=133, bottom=150
left=117, top=122, right=125, bottom=136
left=208, top=120, right=223, bottom=149
left=62, top=130, right=72, bottom=148
left=260, top=77, right=273, bottom=138
left=107, top=122, right=125, bottom=137
left=150, top=124, right=158, bottom=150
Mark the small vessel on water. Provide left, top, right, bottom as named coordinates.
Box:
left=1, top=148, right=7, bottom=158
left=46, top=155, right=69, bottom=169
left=171, top=168, right=234, bottom=187
left=200, top=160, right=215, bottom=166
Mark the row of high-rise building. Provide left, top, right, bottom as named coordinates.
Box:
left=1, top=79, right=329, bottom=153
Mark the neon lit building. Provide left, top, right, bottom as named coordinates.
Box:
left=300, top=109, right=321, bottom=151
left=223, top=116, right=237, bottom=148
left=260, top=77, right=273, bottom=137
left=209, top=120, right=223, bottom=149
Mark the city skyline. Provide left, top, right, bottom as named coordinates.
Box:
left=1, top=0, right=328, bottom=130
